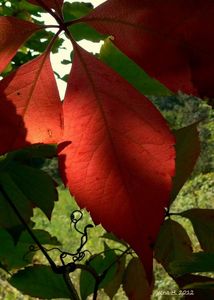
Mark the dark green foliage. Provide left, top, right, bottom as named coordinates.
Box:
left=9, top=265, right=71, bottom=299
left=0, top=229, right=60, bottom=271
left=64, top=2, right=105, bottom=42
left=181, top=209, right=214, bottom=252
left=169, top=252, right=214, bottom=276
left=171, top=123, right=200, bottom=204
left=155, top=219, right=193, bottom=273
left=80, top=245, right=118, bottom=300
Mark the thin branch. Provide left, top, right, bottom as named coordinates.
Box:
left=0, top=183, right=80, bottom=300
left=0, top=182, right=57, bottom=271
left=34, top=0, right=64, bottom=25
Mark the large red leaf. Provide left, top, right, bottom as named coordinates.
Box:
left=28, top=0, right=64, bottom=16
left=83, top=0, right=214, bottom=98
left=0, top=17, right=40, bottom=74
left=59, top=45, right=175, bottom=282
left=0, top=53, right=62, bottom=155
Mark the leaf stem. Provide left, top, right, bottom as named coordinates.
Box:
left=34, top=0, right=64, bottom=25
left=45, top=28, right=62, bottom=54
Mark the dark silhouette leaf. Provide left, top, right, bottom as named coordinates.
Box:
left=169, top=252, right=214, bottom=276
left=181, top=209, right=214, bottom=252
left=155, top=219, right=192, bottom=272
left=170, top=123, right=200, bottom=204
left=122, top=257, right=152, bottom=300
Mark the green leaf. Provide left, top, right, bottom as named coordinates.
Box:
left=61, top=74, right=69, bottom=82
left=61, top=59, right=71, bottom=65
left=64, top=2, right=105, bottom=42
left=19, top=1, right=43, bottom=16
left=69, top=23, right=105, bottom=42
left=19, top=229, right=61, bottom=246
left=0, top=229, right=60, bottom=270
left=154, top=219, right=192, bottom=271
left=102, top=232, right=127, bottom=247
left=122, top=258, right=152, bottom=300
left=100, top=39, right=172, bottom=97
left=63, top=2, right=93, bottom=21
left=169, top=252, right=214, bottom=276
left=80, top=248, right=117, bottom=300
left=104, top=255, right=126, bottom=299
left=0, top=228, right=29, bottom=271
left=170, top=123, right=200, bottom=204
left=180, top=209, right=214, bottom=252
left=6, top=162, right=58, bottom=219
left=12, top=144, right=58, bottom=160
left=9, top=265, right=71, bottom=299
left=0, top=173, right=32, bottom=232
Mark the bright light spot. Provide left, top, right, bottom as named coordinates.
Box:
left=40, top=0, right=105, bottom=99
left=5, top=1, right=12, bottom=8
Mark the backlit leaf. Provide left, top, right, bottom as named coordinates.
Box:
left=83, top=0, right=214, bottom=98
left=122, top=258, right=152, bottom=300
left=59, top=45, right=175, bottom=281
left=181, top=209, right=214, bottom=252
left=9, top=265, right=71, bottom=299
left=0, top=53, right=62, bottom=155
left=0, top=16, right=39, bottom=73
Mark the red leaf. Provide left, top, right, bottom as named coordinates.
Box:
left=0, top=17, right=39, bottom=74
left=0, top=53, right=62, bottom=155
left=28, top=0, right=64, bottom=16
left=83, top=0, right=214, bottom=98
left=59, top=45, right=175, bottom=282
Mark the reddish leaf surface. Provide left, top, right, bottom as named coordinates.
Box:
left=0, top=53, right=62, bottom=155
left=0, top=17, right=40, bottom=74
left=28, top=0, right=64, bottom=16
left=83, top=0, right=214, bottom=98
left=59, top=45, right=175, bottom=281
